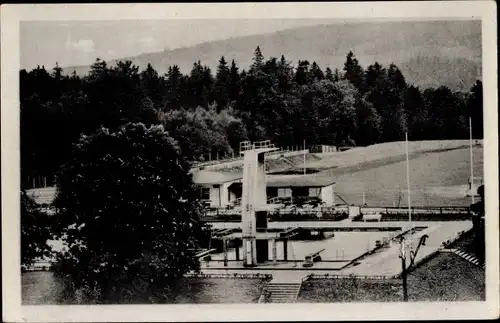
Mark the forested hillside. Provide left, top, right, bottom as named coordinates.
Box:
left=21, top=48, right=483, bottom=188
left=64, top=20, right=481, bottom=91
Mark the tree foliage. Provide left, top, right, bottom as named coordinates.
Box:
left=20, top=48, right=483, bottom=189
left=21, top=190, right=53, bottom=270
left=51, top=123, right=204, bottom=294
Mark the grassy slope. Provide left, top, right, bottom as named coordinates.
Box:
left=298, top=252, right=485, bottom=302
left=312, top=141, right=483, bottom=206
left=64, top=20, right=481, bottom=91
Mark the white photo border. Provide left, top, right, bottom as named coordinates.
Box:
left=2, top=2, right=498, bottom=322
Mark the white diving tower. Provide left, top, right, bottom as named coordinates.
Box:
left=240, top=140, right=281, bottom=266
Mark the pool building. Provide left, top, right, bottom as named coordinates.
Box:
left=192, top=169, right=336, bottom=208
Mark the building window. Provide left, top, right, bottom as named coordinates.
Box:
left=309, top=188, right=321, bottom=197
left=201, top=188, right=210, bottom=200
left=277, top=188, right=292, bottom=197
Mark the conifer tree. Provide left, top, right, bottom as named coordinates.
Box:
left=228, top=59, right=241, bottom=103
left=215, top=56, right=231, bottom=109
left=250, top=46, right=264, bottom=73
left=310, top=62, right=324, bottom=82
left=342, top=51, right=365, bottom=92
left=325, top=67, right=334, bottom=82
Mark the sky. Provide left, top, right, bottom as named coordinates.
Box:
left=20, top=19, right=343, bottom=70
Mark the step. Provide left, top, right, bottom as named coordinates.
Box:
left=259, top=279, right=303, bottom=303
left=267, top=291, right=299, bottom=296
left=268, top=284, right=301, bottom=287
left=267, top=289, right=300, bottom=293
left=267, top=286, right=300, bottom=290
left=452, top=249, right=484, bottom=267
left=263, top=298, right=297, bottom=303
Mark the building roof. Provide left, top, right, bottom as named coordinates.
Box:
left=191, top=170, right=243, bottom=185
left=191, top=170, right=335, bottom=188
left=266, top=174, right=335, bottom=188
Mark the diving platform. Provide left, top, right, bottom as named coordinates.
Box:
left=239, top=140, right=281, bottom=266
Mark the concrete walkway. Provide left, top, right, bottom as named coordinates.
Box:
left=200, top=221, right=471, bottom=279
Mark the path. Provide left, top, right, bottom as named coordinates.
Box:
left=201, top=221, right=471, bottom=278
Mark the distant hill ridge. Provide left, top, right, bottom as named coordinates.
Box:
left=63, top=20, right=481, bottom=91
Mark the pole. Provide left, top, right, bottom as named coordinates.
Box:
left=272, top=239, right=277, bottom=264
left=405, top=132, right=412, bottom=227
left=303, top=139, right=306, bottom=175
left=470, top=117, right=475, bottom=204
left=223, top=239, right=228, bottom=267
left=363, top=191, right=366, bottom=206
left=401, top=255, right=408, bottom=302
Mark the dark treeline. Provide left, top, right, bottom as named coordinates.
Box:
left=20, top=47, right=483, bottom=188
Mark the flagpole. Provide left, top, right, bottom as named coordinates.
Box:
left=303, top=139, right=306, bottom=175
left=405, top=132, right=412, bottom=227
left=469, top=117, right=475, bottom=204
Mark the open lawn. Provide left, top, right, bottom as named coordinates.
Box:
left=297, top=252, right=485, bottom=302
left=325, top=146, right=483, bottom=207
left=310, top=140, right=479, bottom=170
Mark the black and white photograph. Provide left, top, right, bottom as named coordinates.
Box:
left=1, top=2, right=498, bottom=322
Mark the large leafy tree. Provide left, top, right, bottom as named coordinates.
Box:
left=354, top=95, right=382, bottom=146
left=160, top=105, right=241, bottom=160
left=52, top=123, right=204, bottom=296
left=404, top=85, right=426, bottom=140
left=21, top=190, right=53, bottom=270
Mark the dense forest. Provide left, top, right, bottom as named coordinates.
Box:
left=20, top=47, right=483, bottom=188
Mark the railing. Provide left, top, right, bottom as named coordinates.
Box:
left=186, top=273, right=272, bottom=279
left=240, top=140, right=276, bottom=155
left=232, top=197, right=242, bottom=206
left=364, top=206, right=471, bottom=214
left=192, top=146, right=306, bottom=171
left=267, top=196, right=281, bottom=204
left=202, top=205, right=470, bottom=222
left=351, top=206, right=472, bottom=222
left=203, top=206, right=350, bottom=222
left=308, top=274, right=398, bottom=280
left=192, top=155, right=244, bottom=169
left=253, top=140, right=275, bottom=150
